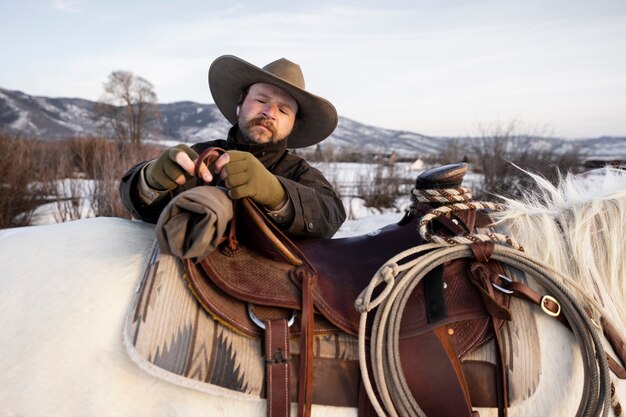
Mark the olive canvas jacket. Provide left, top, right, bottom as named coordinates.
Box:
left=119, top=128, right=346, bottom=239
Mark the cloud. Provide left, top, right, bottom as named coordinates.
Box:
left=6, top=0, right=625, bottom=137
left=53, top=0, right=82, bottom=13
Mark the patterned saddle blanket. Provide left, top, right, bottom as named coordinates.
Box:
left=124, top=242, right=361, bottom=405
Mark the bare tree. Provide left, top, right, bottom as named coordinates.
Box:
left=471, top=120, right=583, bottom=200
left=96, top=70, right=160, bottom=144
left=438, top=138, right=465, bottom=165
left=357, top=160, right=408, bottom=209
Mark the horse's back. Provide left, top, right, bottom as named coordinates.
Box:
left=0, top=218, right=156, bottom=414
left=0, top=218, right=356, bottom=416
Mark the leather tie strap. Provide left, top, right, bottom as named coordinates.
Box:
left=265, top=319, right=291, bottom=417
left=468, top=264, right=512, bottom=321
left=415, top=203, right=468, bottom=236
left=470, top=241, right=495, bottom=263
left=297, top=269, right=316, bottom=417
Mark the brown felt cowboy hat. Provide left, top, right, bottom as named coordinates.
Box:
left=208, top=55, right=338, bottom=148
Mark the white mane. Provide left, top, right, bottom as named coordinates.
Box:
left=495, top=167, right=626, bottom=325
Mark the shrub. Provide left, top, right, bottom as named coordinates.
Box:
left=357, top=160, right=409, bottom=209
left=0, top=135, right=164, bottom=227
left=0, top=134, right=48, bottom=228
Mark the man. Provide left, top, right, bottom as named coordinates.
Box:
left=119, top=55, right=346, bottom=254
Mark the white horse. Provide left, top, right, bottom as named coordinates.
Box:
left=0, top=167, right=624, bottom=417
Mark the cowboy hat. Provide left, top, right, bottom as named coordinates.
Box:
left=208, top=55, right=338, bottom=148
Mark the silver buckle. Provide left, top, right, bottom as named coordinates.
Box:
left=491, top=274, right=514, bottom=294
left=247, top=304, right=297, bottom=330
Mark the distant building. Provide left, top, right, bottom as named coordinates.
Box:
left=409, top=158, right=425, bottom=171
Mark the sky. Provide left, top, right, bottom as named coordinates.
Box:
left=1, top=0, right=625, bottom=139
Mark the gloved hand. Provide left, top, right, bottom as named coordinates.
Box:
left=221, top=150, right=286, bottom=209
left=145, top=144, right=199, bottom=190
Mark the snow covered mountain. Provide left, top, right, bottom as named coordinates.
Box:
left=0, top=88, right=102, bottom=138
left=1, top=87, right=625, bottom=160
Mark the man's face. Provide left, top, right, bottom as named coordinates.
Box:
left=237, top=83, right=298, bottom=144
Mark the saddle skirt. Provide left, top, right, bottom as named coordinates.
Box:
left=124, top=242, right=361, bottom=406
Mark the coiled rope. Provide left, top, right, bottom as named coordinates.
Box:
left=354, top=186, right=612, bottom=417
left=412, top=186, right=524, bottom=250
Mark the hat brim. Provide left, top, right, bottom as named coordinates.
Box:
left=208, top=55, right=338, bottom=148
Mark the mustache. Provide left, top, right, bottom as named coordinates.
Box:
left=245, top=117, right=276, bottom=135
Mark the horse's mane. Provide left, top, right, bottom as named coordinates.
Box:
left=494, top=167, right=626, bottom=325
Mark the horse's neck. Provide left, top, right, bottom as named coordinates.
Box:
left=496, top=169, right=626, bottom=330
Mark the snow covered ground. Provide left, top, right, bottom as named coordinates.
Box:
left=2, top=162, right=482, bottom=239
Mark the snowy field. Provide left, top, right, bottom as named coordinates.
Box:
left=1, top=162, right=483, bottom=239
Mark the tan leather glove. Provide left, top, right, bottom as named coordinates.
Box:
left=222, top=150, right=286, bottom=209
left=145, top=144, right=198, bottom=190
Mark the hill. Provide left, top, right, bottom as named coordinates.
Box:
left=1, top=87, right=625, bottom=160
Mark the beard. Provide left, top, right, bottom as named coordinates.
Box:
left=239, top=117, right=279, bottom=144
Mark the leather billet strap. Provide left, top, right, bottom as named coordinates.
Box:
left=297, top=270, right=315, bottom=417
left=262, top=306, right=319, bottom=417
left=194, top=146, right=227, bottom=179
left=467, top=259, right=510, bottom=417
left=504, top=281, right=567, bottom=326
left=601, top=316, right=626, bottom=379
left=471, top=241, right=626, bottom=383
left=265, top=319, right=292, bottom=417
left=469, top=241, right=510, bottom=417
left=506, top=281, right=626, bottom=379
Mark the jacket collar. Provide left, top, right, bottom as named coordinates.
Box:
left=227, top=125, right=288, bottom=168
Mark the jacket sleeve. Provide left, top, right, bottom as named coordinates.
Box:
left=119, top=161, right=174, bottom=223
left=119, top=144, right=208, bottom=223
left=276, top=164, right=346, bottom=239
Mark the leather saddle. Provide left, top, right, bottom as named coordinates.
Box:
left=184, top=163, right=510, bottom=417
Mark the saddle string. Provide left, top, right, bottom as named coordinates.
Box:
left=356, top=242, right=612, bottom=417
